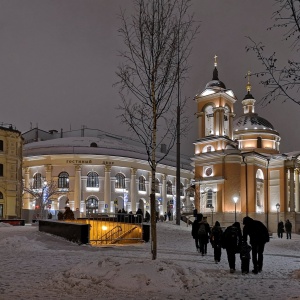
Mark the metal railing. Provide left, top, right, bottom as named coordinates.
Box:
left=80, top=213, right=144, bottom=245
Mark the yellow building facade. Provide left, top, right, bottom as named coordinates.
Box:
left=193, top=61, right=299, bottom=233
left=0, top=124, right=23, bottom=219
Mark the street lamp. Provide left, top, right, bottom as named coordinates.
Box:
left=210, top=205, right=214, bottom=226
left=233, top=196, right=238, bottom=222
left=276, top=203, right=280, bottom=224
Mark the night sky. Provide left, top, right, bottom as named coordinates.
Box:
left=0, top=0, right=298, bottom=156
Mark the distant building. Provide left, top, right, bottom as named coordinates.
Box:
left=22, top=127, right=194, bottom=221
left=193, top=58, right=300, bottom=232
left=0, top=123, right=23, bottom=219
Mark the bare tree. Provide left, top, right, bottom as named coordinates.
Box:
left=246, top=0, right=300, bottom=106
left=116, top=0, right=198, bottom=260
left=23, top=181, right=63, bottom=219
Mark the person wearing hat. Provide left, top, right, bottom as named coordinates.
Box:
left=242, top=216, right=269, bottom=274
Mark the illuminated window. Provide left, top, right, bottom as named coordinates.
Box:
left=87, top=171, right=99, bottom=188
left=206, top=189, right=213, bottom=208
left=138, top=176, right=146, bottom=191
left=115, top=173, right=125, bottom=189
left=155, top=178, right=160, bottom=193
left=58, top=172, right=69, bottom=188
left=167, top=181, right=173, bottom=195
left=180, top=183, right=184, bottom=196
left=33, top=173, right=42, bottom=189
left=86, top=197, right=99, bottom=215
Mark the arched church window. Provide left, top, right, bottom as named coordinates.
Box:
left=206, top=189, right=213, bottom=208
left=205, top=105, right=214, bottom=136
left=58, top=172, right=69, bottom=188
left=138, top=176, right=146, bottom=191
left=223, top=105, right=230, bottom=136
left=256, top=169, right=264, bottom=208
left=87, top=171, right=99, bottom=188
left=115, top=173, right=125, bottom=189
left=257, top=137, right=262, bottom=148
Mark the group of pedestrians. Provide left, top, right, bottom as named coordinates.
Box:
left=277, top=219, right=292, bottom=239
left=192, top=215, right=270, bottom=275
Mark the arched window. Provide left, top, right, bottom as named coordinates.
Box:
left=0, top=192, right=3, bottom=199
left=180, top=182, right=184, bottom=196
left=206, top=189, right=213, bottom=208
left=257, top=137, right=262, bottom=148
left=155, top=178, right=160, bottom=194
left=58, top=172, right=69, bottom=188
left=90, top=142, right=97, bottom=147
left=86, top=197, right=99, bottom=215
left=256, top=169, right=264, bottom=208
left=33, top=173, right=42, bottom=189
left=223, top=105, right=230, bottom=136
left=167, top=181, right=173, bottom=195
left=115, top=173, right=125, bottom=189
left=87, top=171, right=99, bottom=188
left=205, top=105, right=214, bottom=136
left=138, top=176, right=146, bottom=191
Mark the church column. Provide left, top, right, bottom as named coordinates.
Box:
left=229, top=113, right=235, bottom=140
left=104, top=165, right=112, bottom=212
left=295, top=169, right=300, bottom=212
left=214, top=110, right=220, bottom=136
left=197, top=112, right=204, bottom=138
left=161, top=174, right=167, bottom=215
left=130, top=168, right=137, bottom=213
left=45, top=165, right=52, bottom=182
left=286, top=168, right=289, bottom=211
left=290, top=168, right=295, bottom=212
left=23, top=167, right=31, bottom=209
left=74, top=165, right=82, bottom=211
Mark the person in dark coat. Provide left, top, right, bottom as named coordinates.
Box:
left=198, top=216, right=211, bottom=256
left=243, top=216, right=270, bottom=274
left=240, top=240, right=252, bottom=275
left=191, top=214, right=202, bottom=252
left=285, top=219, right=292, bottom=239
left=277, top=221, right=284, bottom=238
left=210, top=221, right=223, bottom=263
left=222, top=221, right=242, bottom=273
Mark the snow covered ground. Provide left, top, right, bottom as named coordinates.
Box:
left=0, top=221, right=300, bottom=300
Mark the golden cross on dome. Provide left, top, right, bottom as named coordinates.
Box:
left=214, top=55, right=218, bottom=67
left=246, top=70, right=252, bottom=92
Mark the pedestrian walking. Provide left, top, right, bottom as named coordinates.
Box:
left=285, top=219, right=292, bottom=239
left=198, top=216, right=210, bottom=256
left=277, top=221, right=284, bottom=238
left=210, top=221, right=223, bottom=263
left=222, top=221, right=242, bottom=273
left=191, top=214, right=202, bottom=252
left=243, top=216, right=270, bottom=274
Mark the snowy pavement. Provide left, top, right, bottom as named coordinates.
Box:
left=0, top=221, right=299, bottom=300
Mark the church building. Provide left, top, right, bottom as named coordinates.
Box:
left=192, top=57, right=299, bottom=233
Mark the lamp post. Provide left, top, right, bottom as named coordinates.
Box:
left=210, top=205, right=214, bottom=226
left=233, top=196, right=238, bottom=222
left=276, top=203, right=280, bottom=224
